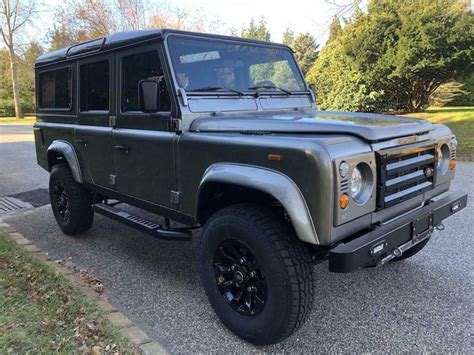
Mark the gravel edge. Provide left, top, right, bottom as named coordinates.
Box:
left=0, top=221, right=168, bottom=355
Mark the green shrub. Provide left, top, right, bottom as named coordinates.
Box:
left=0, top=100, right=35, bottom=117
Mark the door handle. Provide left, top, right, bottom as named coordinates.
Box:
left=114, top=144, right=130, bottom=153
left=75, top=138, right=87, bottom=146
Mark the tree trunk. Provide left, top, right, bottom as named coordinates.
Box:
left=8, top=49, right=23, bottom=119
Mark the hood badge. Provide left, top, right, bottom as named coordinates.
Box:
left=396, top=135, right=418, bottom=145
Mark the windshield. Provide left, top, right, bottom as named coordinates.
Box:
left=167, top=36, right=306, bottom=94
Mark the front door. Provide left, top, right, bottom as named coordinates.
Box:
left=112, top=44, right=176, bottom=208
left=75, top=55, right=115, bottom=188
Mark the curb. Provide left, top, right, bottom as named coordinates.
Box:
left=0, top=222, right=168, bottom=355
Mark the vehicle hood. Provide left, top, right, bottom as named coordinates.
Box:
left=189, top=110, right=434, bottom=142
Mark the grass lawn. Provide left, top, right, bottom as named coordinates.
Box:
left=404, top=106, right=474, bottom=161
left=0, top=116, right=36, bottom=125
left=0, top=233, right=138, bottom=354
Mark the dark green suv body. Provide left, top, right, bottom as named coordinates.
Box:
left=34, top=29, right=467, bottom=344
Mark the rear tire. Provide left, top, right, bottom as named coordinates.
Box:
left=49, top=163, right=94, bottom=236
left=199, top=204, right=315, bottom=345
left=391, top=238, right=430, bottom=262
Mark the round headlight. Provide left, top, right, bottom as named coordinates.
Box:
left=339, top=161, right=349, bottom=178
left=350, top=163, right=374, bottom=205
left=437, top=143, right=450, bottom=174
left=351, top=167, right=363, bottom=198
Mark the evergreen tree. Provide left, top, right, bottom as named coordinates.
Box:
left=240, top=18, right=271, bottom=41
left=308, top=0, right=473, bottom=112
left=328, top=16, right=342, bottom=43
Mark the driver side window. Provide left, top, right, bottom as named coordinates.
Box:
left=121, top=51, right=171, bottom=113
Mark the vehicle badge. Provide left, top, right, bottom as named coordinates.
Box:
left=424, top=167, right=433, bottom=178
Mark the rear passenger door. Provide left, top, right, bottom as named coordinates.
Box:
left=75, top=55, right=115, bottom=188
left=112, top=44, right=176, bottom=208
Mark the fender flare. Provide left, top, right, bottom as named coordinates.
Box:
left=47, top=140, right=83, bottom=183
left=197, top=163, right=319, bottom=244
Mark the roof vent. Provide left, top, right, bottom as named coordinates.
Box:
left=67, top=38, right=105, bottom=57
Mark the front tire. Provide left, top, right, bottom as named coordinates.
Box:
left=49, top=163, right=94, bottom=236
left=199, top=204, right=315, bottom=345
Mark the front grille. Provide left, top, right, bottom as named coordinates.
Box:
left=376, top=142, right=436, bottom=209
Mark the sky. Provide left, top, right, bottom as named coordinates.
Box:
left=26, top=0, right=361, bottom=48
left=167, top=0, right=350, bottom=43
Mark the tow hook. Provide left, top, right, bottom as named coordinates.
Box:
left=435, top=223, right=445, bottom=231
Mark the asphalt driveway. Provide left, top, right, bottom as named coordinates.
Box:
left=1, top=124, right=472, bottom=353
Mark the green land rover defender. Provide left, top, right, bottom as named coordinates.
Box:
left=33, top=29, right=467, bottom=345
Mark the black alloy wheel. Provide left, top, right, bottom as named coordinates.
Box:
left=213, top=239, right=267, bottom=316
left=52, top=180, right=70, bottom=222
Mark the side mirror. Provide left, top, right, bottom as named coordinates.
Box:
left=138, top=80, right=160, bottom=113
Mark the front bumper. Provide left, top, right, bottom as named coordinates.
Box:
left=328, top=191, right=467, bottom=273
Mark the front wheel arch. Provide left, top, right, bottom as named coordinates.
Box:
left=196, top=164, right=320, bottom=245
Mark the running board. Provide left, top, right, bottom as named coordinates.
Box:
left=93, top=203, right=192, bottom=241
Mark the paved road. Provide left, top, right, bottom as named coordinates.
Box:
left=0, top=125, right=48, bottom=196
left=1, top=125, right=473, bottom=353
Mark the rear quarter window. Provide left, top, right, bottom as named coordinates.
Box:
left=38, top=67, right=72, bottom=109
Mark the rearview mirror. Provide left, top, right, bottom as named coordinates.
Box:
left=138, top=80, right=160, bottom=113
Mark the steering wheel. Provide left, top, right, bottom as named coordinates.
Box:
left=252, top=80, right=277, bottom=88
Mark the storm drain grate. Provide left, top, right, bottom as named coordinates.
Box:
left=10, top=188, right=50, bottom=208
left=0, top=197, right=31, bottom=214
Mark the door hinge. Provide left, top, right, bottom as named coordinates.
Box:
left=109, top=116, right=116, bottom=127
left=170, top=118, right=182, bottom=131
left=109, top=174, right=116, bottom=186
left=170, top=191, right=180, bottom=204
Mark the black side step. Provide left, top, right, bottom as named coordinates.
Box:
left=93, top=203, right=193, bottom=241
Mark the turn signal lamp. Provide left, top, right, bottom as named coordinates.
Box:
left=449, top=159, right=456, bottom=170
left=339, top=193, right=349, bottom=209
left=267, top=154, right=283, bottom=161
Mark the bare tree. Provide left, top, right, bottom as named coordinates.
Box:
left=118, top=0, right=146, bottom=30
left=147, top=5, right=223, bottom=33
left=0, top=0, right=37, bottom=118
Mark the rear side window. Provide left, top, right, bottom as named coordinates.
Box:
left=38, top=67, right=72, bottom=109
left=80, top=60, right=109, bottom=111
left=121, top=51, right=171, bottom=112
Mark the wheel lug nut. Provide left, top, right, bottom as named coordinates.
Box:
left=249, top=271, right=256, bottom=277
left=231, top=265, right=236, bottom=271
left=247, top=286, right=252, bottom=292
left=239, top=258, right=246, bottom=264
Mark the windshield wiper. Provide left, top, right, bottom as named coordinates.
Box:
left=189, top=86, right=245, bottom=96
left=248, top=85, right=293, bottom=95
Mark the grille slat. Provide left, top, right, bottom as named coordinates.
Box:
left=384, top=181, right=432, bottom=203
left=386, top=154, right=434, bottom=174
left=377, top=143, right=436, bottom=209
left=386, top=170, right=427, bottom=189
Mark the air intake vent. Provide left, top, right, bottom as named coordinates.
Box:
left=340, top=179, right=349, bottom=192
left=450, top=148, right=456, bottom=159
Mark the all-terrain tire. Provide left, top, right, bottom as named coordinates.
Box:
left=49, top=163, right=94, bottom=235
left=391, top=238, right=430, bottom=262
left=199, top=204, right=315, bottom=345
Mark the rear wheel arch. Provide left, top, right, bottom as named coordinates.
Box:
left=196, top=163, right=320, bottom=245
left=47, top=140, right=83, bottom=183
